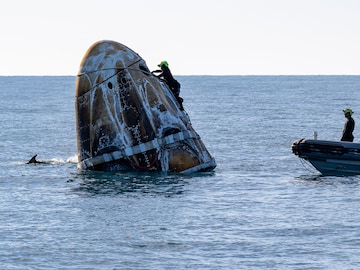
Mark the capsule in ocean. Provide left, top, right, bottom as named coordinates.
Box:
left=75, top=40, right=216, bottom=173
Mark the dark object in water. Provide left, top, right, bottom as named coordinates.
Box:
left=27, top=154, right=44, bottom=164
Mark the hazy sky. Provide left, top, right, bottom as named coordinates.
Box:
left=1, top=0, right=359, bottom=75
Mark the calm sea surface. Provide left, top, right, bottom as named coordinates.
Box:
left=1, top=76, right=360, bottom=269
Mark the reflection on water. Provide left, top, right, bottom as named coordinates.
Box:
left=296, top=174, right=360, bottom=186
left=70, top=171, right=214, bottom=196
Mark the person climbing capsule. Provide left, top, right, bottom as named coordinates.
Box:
left=152, top=61, right=184, bottom=110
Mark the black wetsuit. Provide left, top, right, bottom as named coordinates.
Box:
left=341, top=117, right=355, bottom=142
left=159, top=65, right=180, bottom=95
left=153, top=65, right=183, bottom=109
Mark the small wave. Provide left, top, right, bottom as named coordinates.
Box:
left=66, top=155, right=78, bottom=163
left=48, top=155, right=78, bottom=164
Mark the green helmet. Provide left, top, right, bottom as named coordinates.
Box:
left=158, top=61, right=169, bottom=67
left=343, top=108, right=354, bottom=115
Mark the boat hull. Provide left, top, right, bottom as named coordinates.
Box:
left=292, top=139, right=360, bottom=176
left=75, top=40, right=216, bottom=173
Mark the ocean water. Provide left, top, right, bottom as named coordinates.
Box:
left=1, top=75, right=360, bottom=269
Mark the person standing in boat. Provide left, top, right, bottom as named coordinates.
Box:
left=152, top=61, right=184, bottom=110
left=341, top=108, right=355, bottom=142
